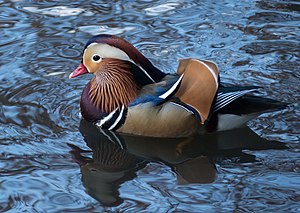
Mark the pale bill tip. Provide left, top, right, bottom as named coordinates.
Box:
left=69, top=72, right=75, bottom=79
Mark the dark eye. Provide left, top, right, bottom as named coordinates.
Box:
left=92, top=54, right=101, bottom=62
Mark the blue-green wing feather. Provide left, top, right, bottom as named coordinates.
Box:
left=129, top=74, right=181, bottom=106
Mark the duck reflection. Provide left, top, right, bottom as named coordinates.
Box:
left=69, top=121, right=146, bottom=206
left=69, top=119, right=286, bottom=206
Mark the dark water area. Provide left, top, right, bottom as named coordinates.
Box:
left=0, top=0, right=299, bottom=212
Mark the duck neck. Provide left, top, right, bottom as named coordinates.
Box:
left=80, top=64, right=139, bottom=122
left=134, top=53, right=166, bottom=83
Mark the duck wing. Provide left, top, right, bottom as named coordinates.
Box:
left=129, top=58, right=220, bottom=124
left=129, top=74, right=183, bottom=106
left=205, top=86, right=288, bottom=132
left=216, top=91, right=288, bottom=115
left=214, top=85, right=260, bottom=112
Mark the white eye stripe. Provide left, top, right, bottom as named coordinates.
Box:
left=87, top=43, right=131, bottom=61
left=85, top=42, right=155, bottom=82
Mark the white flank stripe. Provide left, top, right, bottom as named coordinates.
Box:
left=108, top=105, right=125, bottom=130
left=198, top=60, right=218, bottom=88
left=96, top=108, right=118, bottom=127
left=159, top=74, right=184, bottom=99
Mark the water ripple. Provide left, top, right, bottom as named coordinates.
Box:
left=23, top=6, right=93, bottom=17
left=77, top=25, right=136, bottom=35
left=144, top=2, right=180, bottom=16
left=0, top=0, right=299, bottom=212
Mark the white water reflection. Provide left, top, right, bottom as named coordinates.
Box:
left=23, top=6, right=93, bottom=17
left=76, top=25, right=136, bottom=35
left=145, top=2, right=180, bottom=16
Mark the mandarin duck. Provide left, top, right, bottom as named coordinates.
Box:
left=69, top=34, right=286, bottom=138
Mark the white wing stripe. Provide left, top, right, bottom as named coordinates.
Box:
left=215, top=92, right=245, bottom=110
left=215, top=91, right=244, bottom=107
left=159, top=74, right=184, bottom=99
left=214, top=89, right=257, bottom=111
left=198, top=60, right=218, bottom=88
left=215, top=93, right=235, bottom=101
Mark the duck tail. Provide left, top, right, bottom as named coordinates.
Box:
left=217, top=94, right=288, bottom=115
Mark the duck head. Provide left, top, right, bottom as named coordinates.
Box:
left=69, top=34, right=166, bottom=83
left=69, top=34, right=166, bottom=122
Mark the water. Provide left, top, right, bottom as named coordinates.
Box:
left=0, top=0, right=299, bottom=212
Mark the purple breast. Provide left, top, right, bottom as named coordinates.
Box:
left=80, top=82, right=108, bottom=122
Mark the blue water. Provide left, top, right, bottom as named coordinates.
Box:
left=0, top=0, right=299, bottom=212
